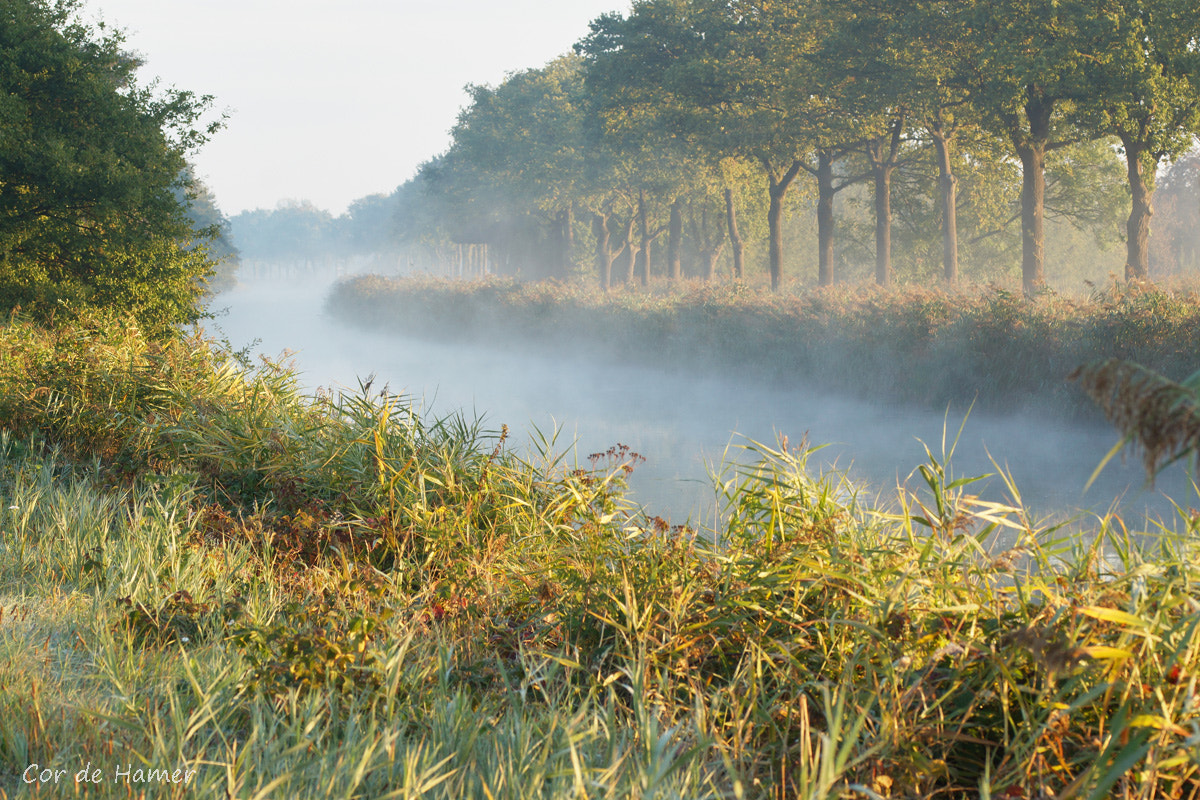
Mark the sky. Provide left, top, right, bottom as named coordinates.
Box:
left=80, top=0, right=624, bottom=216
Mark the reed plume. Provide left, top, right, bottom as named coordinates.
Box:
left=1070, top=358, right=1200, bottom=480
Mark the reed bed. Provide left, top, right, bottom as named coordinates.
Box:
left=0, top=313, right=1197, bottom=798
left=326, top=276, right=1200, bottom=415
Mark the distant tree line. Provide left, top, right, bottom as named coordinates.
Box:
left=229, top=195, right=399, bottom=264
left=390, top=0, right=1200, bottom=294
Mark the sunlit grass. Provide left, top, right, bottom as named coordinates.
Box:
left=0, top=312, right=1197, bottom=798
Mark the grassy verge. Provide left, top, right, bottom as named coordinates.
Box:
left=325, top=276, right=1200, bottom=416
left=0, top=313, right=1197, bottom=798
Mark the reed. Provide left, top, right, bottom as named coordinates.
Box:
left=326, top=276, right=1200, bottom=415
left=0, top=313, right=1197, bottom=798
left=1071, top=359, right=1200, bottom=481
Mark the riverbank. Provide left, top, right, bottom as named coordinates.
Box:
left=211, top=275, right=1188, bottom=524
left=326, top=276, right=1200, bottom=418
left=0, top=312, right=1198, bottom=797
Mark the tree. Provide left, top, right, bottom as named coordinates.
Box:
left=705, top=0, right=871, bottom=288
left=810, top=0, right=914, bottom=286
left=579, top=2, right=750, bottom=286
left=1075, top=0, right=1200, bottom=280
left=580, top=11, right=676, bottom=286
left=1149, top=150, right=1200, bottom=275
left=957, top=0, right=1116, bottom=295
left=638, top=0, right=864, bottom=287
left=229, top=201, right=335, bottom=262
left=0, top=0, right=222, bottom=334
left=427, top=56, right=592, bottom=280
left=340, top=193, right=401, bottom=255
left=828, top=0, right=983, bottom=285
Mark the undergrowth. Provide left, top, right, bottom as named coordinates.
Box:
left=0, top=312, right=1197, bottom=798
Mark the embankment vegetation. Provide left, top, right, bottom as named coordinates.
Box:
left=327, top=275, right=1200, bottom=417
left=0, top=311, right=1198, bottom=798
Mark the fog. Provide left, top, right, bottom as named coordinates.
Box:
left=208, top=274, right=1195, bottom=532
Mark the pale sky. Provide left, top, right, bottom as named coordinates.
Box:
left=81, top=0, right=623, bottom=216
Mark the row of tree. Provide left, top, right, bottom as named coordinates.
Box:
left=398, top=0, right=1200, bottom=294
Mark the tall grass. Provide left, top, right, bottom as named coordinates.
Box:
left=326, top=276, right=1200, bottom=415
left=0, top=312, right=1197, bottom=797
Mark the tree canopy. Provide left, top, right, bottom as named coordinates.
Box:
left=389, top=0, right=1200, bottom=293
left=0, top=0, right=224, bottom=335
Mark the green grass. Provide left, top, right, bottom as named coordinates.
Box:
left=325, top=276, right=1200, bottom=416
left=0, top=313, right=1197, bottom=798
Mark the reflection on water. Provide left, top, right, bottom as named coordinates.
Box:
left=207, top=276, right=1196, bottom=530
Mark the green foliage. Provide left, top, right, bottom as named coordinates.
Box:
left=229, top=200, right=336, bottom=262
left=118, top=589, right=223, bottom=647
left=184, top=175, right=240, bottom=292
left=1076, top=0, right=1200, bottom=167
left=231, top=571, right=393, bottom=697
left=0, top=0, right=222, bottom=335
left=1152, top=153, right=1200, bottom=276
left=382, top=0, right=1200, bottom=290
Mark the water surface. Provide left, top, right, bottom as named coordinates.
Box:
left=207, top=275, right=1195, bottom=530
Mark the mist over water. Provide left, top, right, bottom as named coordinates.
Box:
left=208, top=275, right=1195, bottom=530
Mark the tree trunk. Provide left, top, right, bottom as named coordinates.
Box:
left=724, top=187, right=744, bottom=280
left=701, top=247, right=723, bottom=281
left=703, top=234, right=727, bottom=283
left=691, top=205, right=726, bottom=282
left=637, top=190, right=651, bottom=287
left=767, top=189, right=784, bottom=289
left=767, top=160, right=804, bottom=291
left=667, top=197, right=684, bottom=280
left=866, top=119, right=902, bottom=286
left=618, top=215, right=636, bottom=284
left=1016, top=139, right=1046, bottom=295
left=872, top=160, right=893, bottom=286
left=816, top=151, right=836, bottom=287
left=702, top=206, right=712, bottom=282
left=637, top=239, right=655, bottom=286
left=559, top=204, right=574, bottom=277
left=1014, top=94, right=1052, bottom=295
left=619, top=241, right=636, bottom=284
left=1122, top=136, right=1154, bottom=281
left=593, top=213, right=613, bottom=292
left=932, top=126, right=958, bottom=284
